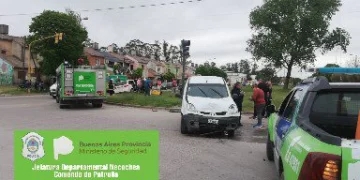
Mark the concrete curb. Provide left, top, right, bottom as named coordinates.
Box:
left=104, top=101, right=254, bottom=114
left=0, top=94, right=47, bottom=97
left=104, top=101, right=170, bottom=111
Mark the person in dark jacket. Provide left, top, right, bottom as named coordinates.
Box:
left=231, top=82, right=244, bottom=127
left=108, top=80, right=114, bottom=96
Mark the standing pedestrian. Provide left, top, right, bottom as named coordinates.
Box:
left=108, top=80, right=114, bottom=96
left=257, top=79, right=269, bottom=117
left=157, top=79, right=162, bottom=90
left=231, top=82, right=244, bottom=127
left=172, top=78, right=177, bottom=94
left=251, top=83, right=266, bottom=129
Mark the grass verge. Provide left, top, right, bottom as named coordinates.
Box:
left=106, top=86, right=291, bottom=112
left=106, top=91, right=181, bottom=108
left=0, top=86, right=46, bottom=96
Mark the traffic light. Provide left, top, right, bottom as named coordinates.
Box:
left=54, top=33, right=64, bottom=44
left=181, top=40, right=191, bottom=59
left=55, top=33, right=59, bottom=44
left=59, top=33, right=63, bottom=41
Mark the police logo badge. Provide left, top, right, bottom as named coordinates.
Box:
left=22, top=132, right=45, bottom=161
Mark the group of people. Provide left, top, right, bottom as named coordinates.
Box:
left=231, top=79, right=272, bottom=129
left=107, top=77, right=179, bottom=96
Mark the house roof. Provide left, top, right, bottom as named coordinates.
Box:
left=84, top=47, right=104, bottom=58
left=124, top=55, right=138, bottom=63
left=0, top=54, right=38, bottom=68
left=131, top=56, right=151, bottom=64
left=99, top=52, right=120, bottom=63
left=148, top=69, right=157, bottom=78
left=109, top=53, right=127, bottom=63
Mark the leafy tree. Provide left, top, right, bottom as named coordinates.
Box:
left=84, top=38, right=93, bottom=48
left=239, top=59, right=251, bottom=74
left=99, top=47, right=107, bottom=52
left=226, top=63, right=232, bottom=71
left=28, top=10, right=88, bottom=75
left=131, top=68, right=143, bottom=78
left=247, top=0, right=350, bottom=89
left=251, top=62, right=258, bottom=75
left=195, top=62, right=227, bottom=79
left=256, top=64, right=276, bottom=81
left=220, top=65, right=227, bottom=71
left=232, top=63, right=239, bottom=73
left=161, top=71, right=175, bottom=81
left=211, top=62, right=216, bottom=67
left=347, top=56, right=360, bottom=68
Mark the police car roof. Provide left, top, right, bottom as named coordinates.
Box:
left=188, top=76, right=225, bottom=84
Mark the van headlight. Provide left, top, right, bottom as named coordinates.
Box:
left=228, top=104, right=238, bottom=115
left=187, top=103, right=197, bottom=113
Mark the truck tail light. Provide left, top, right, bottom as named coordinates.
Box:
left=64, top=91, right=73, bottom=96
left=299, top=152, right=341, bottom=180
left=97, top=91, right=104, bottom=95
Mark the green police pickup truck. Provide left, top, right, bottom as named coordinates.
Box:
left=267, top=68, right=360, bottom=180
left=55, top=62, right=107, bottom=109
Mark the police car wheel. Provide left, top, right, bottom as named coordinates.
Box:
left=181, top=115, right=188, bottom=134
left=279, top=172, right=284, bottom=180
left=266, top=134, right=274, bottom=161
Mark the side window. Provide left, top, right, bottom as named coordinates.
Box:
left=278, top=91, right=294, bottom=115
left=282, top=90, right=304, bottom=121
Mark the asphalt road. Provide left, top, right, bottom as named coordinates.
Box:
left=0, top=95, right=277, bottom=180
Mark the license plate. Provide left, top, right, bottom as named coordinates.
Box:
left=208, top=119, right=219, bottom=124
left=77, top=94, right=87, bottom=97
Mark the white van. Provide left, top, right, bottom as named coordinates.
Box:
left=180, top=76, right=240, bottom=137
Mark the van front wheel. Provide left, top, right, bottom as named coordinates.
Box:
left=181, top=115, right=188, bottom=134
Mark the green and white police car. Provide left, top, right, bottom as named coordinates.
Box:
left=267, top=68, right=360, bottom=180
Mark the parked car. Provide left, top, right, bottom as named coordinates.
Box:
left=49, top=83, right=57, bottom=99
left=179, top=76, right=240, bottom=137
left=266, top=75, right=360, bottom=180
left=114, top=79, right=135, bottom=93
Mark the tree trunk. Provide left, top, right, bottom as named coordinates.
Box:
left=283, top=63, right=293, bottom=89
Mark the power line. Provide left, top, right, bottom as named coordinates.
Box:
left=0, top=0, right=204, bottom=17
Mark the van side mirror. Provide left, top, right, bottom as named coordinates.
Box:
left=267, top=104, right=277, bottom=115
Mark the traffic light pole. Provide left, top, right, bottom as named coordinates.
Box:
left=180, top=39, right=190, bottom=92
left=26, top=33, right=63, bottom=93
left=181, top=52, right=186, bottom=89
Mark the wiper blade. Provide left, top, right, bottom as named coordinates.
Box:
left=210, top=88, right=224, bottom=98
left=197, top=87, right=208, bottom=97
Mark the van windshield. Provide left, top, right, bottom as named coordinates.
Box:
left=186, top=84, right=228, bottom=98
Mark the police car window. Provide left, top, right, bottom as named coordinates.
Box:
left=282, top=90, right=304, bottom=121
left=311, top=91, right=360, bottom=116
left=187, top=84, right=228, bottom=98
left=278, top=91, right=294, bottom=115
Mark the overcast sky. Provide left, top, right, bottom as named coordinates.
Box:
left=1, top=0, right=360, bottom=78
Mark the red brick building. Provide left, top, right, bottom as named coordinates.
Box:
left=84, top=47, right=105, bottom=66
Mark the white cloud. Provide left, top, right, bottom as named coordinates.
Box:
left=1, top=0, right=359, bottom=79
